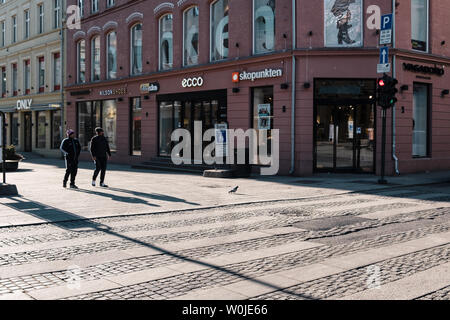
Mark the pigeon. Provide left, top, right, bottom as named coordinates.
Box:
left=228, top=186, right=239, bottom=194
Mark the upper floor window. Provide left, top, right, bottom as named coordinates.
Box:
left=411, top=0, right=429, bottom=52
left=38, top=57, right=45, bottom=92
left=78, top=0, right=84, bottom=18
left=38, top=3, right=45, bottom=34
left=92, top=0, right=99, bottom=13
left=1, top=67, right=6, bottom=98
left=12, top=63, right=17, bottom=96
left=54, top=0, right=61, bottom=29
left=130, top=23, right=143, bottom=75
left=53, top=52, right=61, bottom=90
left=24, top=10, right=30, bottom=39
left=91, top=36, right=101, bottom=81
left=183, top=6, right=199, bottom=66
left=159, top=14, right=173, bottom=70
left=1, top=21, right=5, bottom=47
left=77, top=40, right=86, bottom=83
left=12, top=15, right=16, bottom=43
left=107, top=31, right=117, bottom=79
left=24, top=60, right=31, bottom=94
left=253, top=0, right=275, bottom=54
left=211, top=0, right=229, bottom=61
left=107, top=0, right=115, bottom=8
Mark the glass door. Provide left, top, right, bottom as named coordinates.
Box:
left=24, top=112, right=32, bottom=152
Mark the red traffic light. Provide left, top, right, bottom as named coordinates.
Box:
left=378, top=79, right=385, bottom=86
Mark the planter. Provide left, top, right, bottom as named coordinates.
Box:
left=0, top=160, right=22, bottom=172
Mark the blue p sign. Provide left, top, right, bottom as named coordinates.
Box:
left=381, top=14, right=392, bottom=30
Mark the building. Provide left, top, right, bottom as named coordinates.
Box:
left=0, top=0, right=64, bottom=157
left=64, top=0, right=450, bottom=176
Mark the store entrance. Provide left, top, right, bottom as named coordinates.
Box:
left=315, top=103, right=375, bottom=172
left=158, top=90, right=227, bottom=161
left=23, top=112, right=32, bottom=152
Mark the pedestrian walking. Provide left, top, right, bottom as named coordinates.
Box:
left=60, top=129, right=81, bottom=189
left=90, top=127, right=112, bottom=187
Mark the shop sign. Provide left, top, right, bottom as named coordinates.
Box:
left=99, top=88, right=127, bottom=96
left=16, top=99, right=32, bottom=110
left=232, top=69, right=283, bottom=83
left=182, top=77, right=204, bottom=88
left=140, top=82, right=160, bottom=94
left=403, top=63, right=444, bottom=76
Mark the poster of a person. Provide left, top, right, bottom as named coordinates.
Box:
left=324, top=0, right=362, bottom=47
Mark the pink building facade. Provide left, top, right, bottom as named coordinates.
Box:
left=65, top=0, right=450, bottom=176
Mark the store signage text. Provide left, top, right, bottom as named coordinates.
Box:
left=403, top=63, right=444, bottom=76
left=99, top=88, right=127, bottom=96
left=182, top=77, right=204, bottom=88
left=16, top=99, right=32, bottom=110
left=233, top=69, right=283, bottom=83
left=140, top=82, right=160, bottom=94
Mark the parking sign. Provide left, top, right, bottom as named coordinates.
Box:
left=380, top=13, right=393, bottom=45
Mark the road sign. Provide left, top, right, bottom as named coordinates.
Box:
left=380, top=13, right=393, bottom=45
left=377, top=63, right=391, bottom=73
left=379, top=47, right=389, bottom=64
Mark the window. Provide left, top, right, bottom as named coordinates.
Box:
left=12, top=63, right=17, bottom=96
left=78, top=0, right=84, bottom=18
left=107, top=31, right=117, bottom=79
left=1, top=67, right=5, bottom=97
left=53, top=52, right=61, bottom=90
left=412, top=83, right=430, bottom=157
left=92, top=0, right=98, bottom=13
left=211, top=0, right=229, bottom=61
left=51, top=110, right=62, bottom=149
left=183, top=6, right=199, bottom=66
left=38, top=3, right=44, bottom=34
left=11, top=113, right=19, bottom=145
left=253, top=0, right=275, bottom=54
left=77, top=40, right=86, bottom=83
left=24, top=60, right=30, bottom=94
left=252, top=86, right=274, bottom=157
left=24, top=10, right=30, bottom=39
left=91, top=36, right=100, bottom=81
left=106, top=0, right=115, bottom=8
left=159, top=14, right=173, bottom=70
left=411, top=0, right=429, bottom=52
left=130, top=97, right=142, bottom=155
left=130, top=23, right=143, bottom=75
left=36, top=111, right=47, bottom=149
left=54, top=0, right=61, bottom=29
left=1, top=21, right=5, bottom=47
left=12, top=15, right=16, bottom=43
left=38, top=57, right=45, bottom=92
left=77, top=100, right=117, bottom=151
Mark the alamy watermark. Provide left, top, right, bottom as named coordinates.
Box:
left=366, top=265, right=381, bottom=289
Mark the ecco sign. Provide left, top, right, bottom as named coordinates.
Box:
left=182, top=77, right=204, bottom=88
left=16, top=99, right=32, bottom=110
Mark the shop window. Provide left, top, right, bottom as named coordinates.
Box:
left=252, top=86, right=274, bottom=156
left=411, top=0, right=429, bottom=52
left=102, top=100, right=117, bottom=152
left=24, top=60, right=31, bottom=94
left=53, top=52, right=61, bottom=91
left=91, top=36, right=101, bottom=81
left=51, top=110, right=62, bottom=149
left=11, top=113, right=19, bottom=146
left=412, top=83, right=430, bottom=158
left=12, top=64, right=17, bottom=96
left=253, top=0, right=275, bottom=54
left=131, top=23, right=143, bottom=75
left=77, top=40, right=86, bottom=83
left=159, top=14, right=173, bottom=70
left=38, top=57, right=45, bottom=93
left=211, top=0, right=229, bottom=61
left=78, top=101, right=96, bottom=150
left=130, top=97, right=142, bottom=156
left=36, top=111, right=47, bottom=149
left=183, top=6, right=199, bottom=66
left=107, top=31, right=117, bottom=79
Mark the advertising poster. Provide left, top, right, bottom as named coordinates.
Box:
left=215, top=123, right=228, bottom=158
left=258, top=104, right=271, bottom=130
left=324, top=0, right=363, bottom=47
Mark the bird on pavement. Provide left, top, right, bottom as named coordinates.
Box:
left=228, top=186, right=239, bottom=194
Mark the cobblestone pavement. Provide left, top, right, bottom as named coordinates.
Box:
left=0, top=182, right=449, bottom=300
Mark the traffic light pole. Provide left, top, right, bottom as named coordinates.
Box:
left=379, top=108, right=388, bottom=184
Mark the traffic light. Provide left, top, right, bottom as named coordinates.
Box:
left=377, top=74, right=398, bottom=109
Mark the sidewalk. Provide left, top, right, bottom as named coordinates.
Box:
left=0, top=154, right=449, bottom=228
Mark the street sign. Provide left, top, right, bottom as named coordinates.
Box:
left=377, top=63, right=391, bottom=73
left=379, top=47, right=389, bottom=64
left=380, top=13, right=393, bottom=45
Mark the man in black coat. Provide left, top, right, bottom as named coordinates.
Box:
left=90, top=127, right=112, bottom=187
left=60, top=129, right=81, bottom=188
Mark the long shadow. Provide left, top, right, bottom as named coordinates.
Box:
left=1, top=196, right=311, bottom=300
left=106, top=187, right=199, bottom=206
left=68, top=188, right=160, bottom=207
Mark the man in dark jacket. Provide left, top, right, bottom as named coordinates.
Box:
left=60, top=129, right=81, bottom=188
left=90, top=127, right=112, bottom=187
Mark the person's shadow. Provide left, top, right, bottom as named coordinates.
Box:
left=105, top=187, right=200, bottom=206
left=69, top=188, right=160, bottom=207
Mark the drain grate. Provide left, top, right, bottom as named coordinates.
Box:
left=293, top=216, right=373, bottom=231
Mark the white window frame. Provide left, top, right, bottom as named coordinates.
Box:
left=92, top=0, right=99, bottom=13
left=12, top=15, right=16, bottom=43
left=54, top=0, right=61, bottom=29
left=24, top=10, right=30, bottom=39
left=411, top=0, right=429, bottom=53
left=38, top=3, right=45, bottom=34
